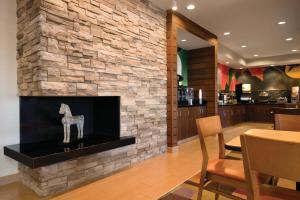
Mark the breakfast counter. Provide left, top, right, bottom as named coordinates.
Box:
left=218, top=103, right=286, bottom=127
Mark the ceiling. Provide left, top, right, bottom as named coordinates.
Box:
left=149, top=0, right=300, bottom=68
left=177, top=29, right=211, bottom=50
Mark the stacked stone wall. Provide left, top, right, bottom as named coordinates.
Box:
left=17, top=0, right=167, bottom=196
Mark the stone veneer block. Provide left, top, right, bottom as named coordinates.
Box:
left=16, top=0, right=167, bottom=196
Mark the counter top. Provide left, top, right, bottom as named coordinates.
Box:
left=178, top=103, right=207, bottom=108
left=218, top=102, right=286, bottom=106
left=272, top=106, right=300, bottom=115
left=178, top=100, right=207, bottom=108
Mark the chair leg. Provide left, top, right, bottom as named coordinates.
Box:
left=197, top=176, right=206, bottom=200
left=215, top=193, right=220, bottom=200
left=271, top=177, right=279, bottom=186
left=215, top=184, right=220, bottom=200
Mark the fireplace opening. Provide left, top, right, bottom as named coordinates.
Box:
left=20, top=96, right=121, bottom=144
left=4, top=96, right=135, bottom=168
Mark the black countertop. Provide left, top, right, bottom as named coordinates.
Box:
left=4, top=135, right=135, bottom=168
left=178, top=100, right=207, bottom=108
left=178, top=103, right=207, bottom=108
left=218, top=102, right=286, bottom=106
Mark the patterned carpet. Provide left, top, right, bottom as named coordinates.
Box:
left=159, top=178, right=244, bottom=200
left=159, top=178, right=296, bottom=200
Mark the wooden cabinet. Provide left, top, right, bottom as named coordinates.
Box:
left=218, top=105, right=245, bottom=127
left=178, top=107, right=189, bottom=141
left=177, top=106, right=207, bottom=141
left=246, top=104, right=284, bottom=122
left=219, top=104, right=285, bottom=126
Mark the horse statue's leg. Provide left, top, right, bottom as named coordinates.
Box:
left=76, top=123, right=81, bottom=139
left=66, top=124, right=70, bottom=143
left=80, top=119, right=84, bottom=139
left=63, top=124, right=67, bottom=143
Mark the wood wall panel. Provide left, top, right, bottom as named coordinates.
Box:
left=188, top=47, right=217, bottom=116
left=167, top=11, right=218, bottom=148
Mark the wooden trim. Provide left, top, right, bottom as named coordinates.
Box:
left=166, top=10, right=218, bottom=147
left=0, top=173, right=19, bottom=186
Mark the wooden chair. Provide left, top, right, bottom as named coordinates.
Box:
left=240, top=133, right=300, bottom=200
left=196, top=115, right=247, bottom=200
left=273, top=108, right=300, bottom=190
left=274, top=113, right=300, bottom=131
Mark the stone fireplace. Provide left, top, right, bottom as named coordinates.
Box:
left=9, top=0, right=167, bottom=196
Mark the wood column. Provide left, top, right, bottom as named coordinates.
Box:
left=188, top=47, right=218, bottom=116
left=166, top=11, right=218, bottom=149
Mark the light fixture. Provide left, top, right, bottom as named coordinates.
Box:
left=181, top=39, right=187, bottom=42
left=291, top=49, right=298, bottom=52
left=226, top=61, right=230, bottom=65
left=172, top=0, right=178, bottom=11
left=223, top=32, right=231, bottom=36
left=270, top=64, right=275, bottom=67
left=253, top=54, right=259, bottom=57
left=186, top=3, right=195, bottom=10
left=286, top=37, right=293, bottom=41
left=239, top=68, right=243, bottom=70
left=277, top=21, right=286, bottom=25
left=241, top=45, right=247, bottom=48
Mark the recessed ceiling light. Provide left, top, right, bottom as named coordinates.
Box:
left=291, top=49, right=298, bottom=52
left=270, top=64, right=275, bottom=67
left=253, top=54, right=259, bottom=57
left=239, top=68, right=243, bottom=70
left=226, top=62, right=230, bottom=64
left=186, top=4, right=195, bottom=10
left=181, top=39, right=187, bottom=42
left=278, top=21, right=286, bottom=25
left=172, top=0, right=178, bottom=11
left=224, top=32, right=231, bottom=36
left=241, top=45, right=247, bottom=48
left=286, top=37, right=293, bottom=41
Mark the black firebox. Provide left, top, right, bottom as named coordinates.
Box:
left=20, top=96, right=121, bottom=143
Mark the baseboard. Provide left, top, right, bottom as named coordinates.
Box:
left=0, top=173, right=20, bottom=186
left=178, top=135, right=198, bottom=145
left=167, top=146, right=179, bottom=153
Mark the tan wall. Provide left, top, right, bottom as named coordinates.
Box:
left=16, top=0, right=167, bottom=196
left=0, top=0, right=19, bottom=178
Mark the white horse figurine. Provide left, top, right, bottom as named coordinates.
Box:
left=59, top=103, right=84, bottom=143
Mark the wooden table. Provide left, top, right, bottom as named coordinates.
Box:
left=225, top=136, right=241, bottom=151
left=225, top=128, right=300, bottom=151
left=225, top=129, right=300, bottom=191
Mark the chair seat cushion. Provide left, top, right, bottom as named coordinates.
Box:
left=260, top=184, right=300, bottom=200
left=207, top=159, right=245, bottom=182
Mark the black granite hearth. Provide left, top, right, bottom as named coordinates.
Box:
left=4, top=135, right=135, bottom=168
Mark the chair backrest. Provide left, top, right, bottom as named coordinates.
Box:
left=275, top=114, right=300, bottom=131
left=196, top=115, right=225, bottom=160
left=196, top=115, right=223, bottom=137
left=241, top=134, right=300, bottom=184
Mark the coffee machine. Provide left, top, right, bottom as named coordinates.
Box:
left=177, top=75, right=194, bottom=105
left=236, top=83, right=252, bottom=103
left=178, top=87, right=194, bottom=105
